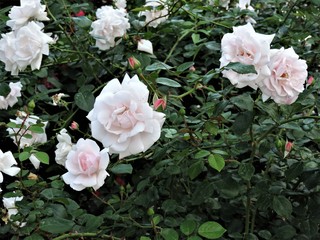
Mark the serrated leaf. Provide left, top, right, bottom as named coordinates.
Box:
left=0, top=83, right=11, bottom=97
left=177, top=62, right=194, bottom=72
left=238, top=162, right=255, bottom=181
left=208, top=154, right=225, bottom=172
left=198, top=221, right=226, bottom=239
left=188, top=161, right=204, bottom=180
left=285, top=162, right=304, bottom=181
left=41, top=188, right=66, bottom=200
left=195, top=150, right=210, bottom=159
left=19, top=152, right=31, bottom=162
left=156, top=77, right=181, bottom=87
left=230, top=93, right=254, bottom=111
left=33, top=152, right=49, bottom=164
left=72, top=16, right=92, bottom=28
left=29, top=125, right=44, bottom=134
left=145, top=62, right=173, bottom=71
left=180, top=219, right=197, bottom=236
left=40, top=217, right=74, bottom=234
left=110, top=164, right=133, bottom=174
left=160, top=228, right=179, bottom=240
left=232, top=111, right=254, bottom=135
left=272, top=196, right=292, bottom=218
left=74, top=90, right=95, bottom=112
left=224, top=62, right=257, bottom=74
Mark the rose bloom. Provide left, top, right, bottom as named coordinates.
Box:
left=2, top=195, right=26, bottom=227
left=7, top=113, right=47, bottom=149
left=237, top=0, right=254, bottom=11
left=219, top=23, right=274, bottom=89
left=6, top=0, right=50, bottom=30
left=62, top=138, right=110, bottom=191
left=87, top=74, right=166, bottom=159
left=115, top=0, right=127, bottom=9
left=0, top=150, right=20, bottom=183
left=258, top=47, right=308, bottom=105
left=139, top=0, right=169, bottom=28
left=55, top=129, right=73, bottom=166
left=0, top=21, right=54, bottom=75
left=90, top=6, right=130, bottom=50
left=0, top=82, right=22, bottom=110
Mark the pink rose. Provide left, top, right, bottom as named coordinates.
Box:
left=258, top=47, right=308, bottom=105
left=87, top=74, right=166, bottom=159
left=62, top=138, right=110, bottom=191
left=220, top=23, right=274, bottom=89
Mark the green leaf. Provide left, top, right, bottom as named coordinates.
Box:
left=29, top=125, right=44, bottom=134
left=145, top=62, right=173, bottom=71
left=238, top=162, right=255, bottom=181
left=39, top=217, right=74, bottom=234
left=82, top=214, right=103, bottom=232
left=72, top=16, right=92, bottom=29
left=110, top=164, right=133, bottom=174
left=177, top=62, right=194, bottom=72
left=156, top=77, right=181, bottom=88
left=0, top=83, right=11, bottom=97
left=19, top=151, right=31, bottom=162
left=41, top=188, right=66, bottom=200
left=230, top=93, right=254, bottom=111
left=188, top=161, right=204, bottom=180
left=285, top=162, right=304, bottom=181
left=232, top=111, right=254, bottom=135
left=192, top=33, right=201, bottom=44
left=24, top=233, right=45, bottom=240
left=160, top=228, right=179, bottom=240
left=198, top=221, right=226, bottom=239
left=140, top=237, right=152, bottom=240
left=33, top=152, right=49, bottom=164
left=224, top=62, right=257, bottom=74
left=195, top=150, right=211, bottom=159
left=180, top=219, right=197, bottom=236
left=272, top=195, right=292, bottom=218
left=74, top=90, right=95, bottom=112
left=208, top=154, right=225, bottom=172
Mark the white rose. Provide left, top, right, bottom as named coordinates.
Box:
left=7, top=114, right=47, bottom=149
left=137, top=39, right=154, bottom=55
left=258, top=47, right=308, bottom=105
left=87, top=74, right=166, bottom=159
left=237, top=0, right=254, bottom=11
left=0, top=150, right=20, bottom=183
left=2, top=195, right=26, bottom=227
left=115, top=0, right=127, bottom=9
left=55, top=129, right=73, bottom=166
left=7, top=0, right=50, bottom=30
left=139, top=1, right=169, bottom=28
left=0, top=21, right=54, bottom=75
left=62, top=138, right=110, bottom=191
left=219, top=23, right=274, bottom=89
left=0, top=82, right=22, bottom=110
left=90, top=6, right=130, bottom=50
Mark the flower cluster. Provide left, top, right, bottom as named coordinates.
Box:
left=220, top=23, right=308, bottom=105
left=0, top=0, right=54, bottom=75
left=90, top=5, right=130, bottom=50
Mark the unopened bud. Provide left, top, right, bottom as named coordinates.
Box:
left=70, top=121, right=79, bottom=130
left=28, top=100, right=35, bottom=111
left=128, top=56, right=141, bottom=70
left=284, top=141, right=293, bottom=158
left=189, top=66, right=196, bottom=72
left=307, top=76, right=314, bottom=86
left=154, top=98, right=167, bottom=111
left=147, top=207, right=155, bottom=216
left=28, top=172, right=38, bottom=180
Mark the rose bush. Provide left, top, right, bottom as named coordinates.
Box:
left=0, top=0, right=319, bottom=239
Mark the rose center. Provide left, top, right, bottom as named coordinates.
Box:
left=78, top=152, right=99, bottom=175
left=115, top=106, right=137, bottom=129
